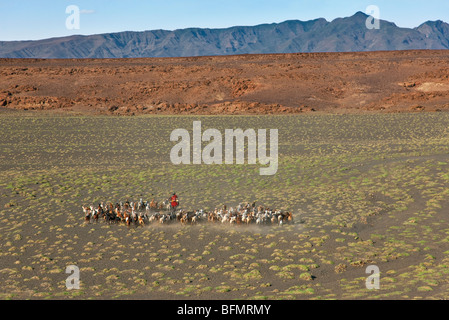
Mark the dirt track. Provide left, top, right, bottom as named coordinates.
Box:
left=1, top=50, right=449, bottom=115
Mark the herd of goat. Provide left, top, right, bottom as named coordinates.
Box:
left=82, top=199, right=294, bottom=227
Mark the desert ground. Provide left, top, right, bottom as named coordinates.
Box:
left=2, top=50, right=449, bottom=115
left=2, top=51, right=449, bottom=300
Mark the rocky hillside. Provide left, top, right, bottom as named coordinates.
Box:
left=1, top=12, right=449, bottom=58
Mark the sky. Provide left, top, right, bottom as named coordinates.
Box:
left=1, top=0, right=449, bottom=41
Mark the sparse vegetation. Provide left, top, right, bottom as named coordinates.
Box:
left=2, top=113, right=449, bottom=299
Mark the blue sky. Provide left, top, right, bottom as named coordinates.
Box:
left=1, top=0, right=448, bottom=41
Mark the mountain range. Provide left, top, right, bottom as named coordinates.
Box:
left=1, top=11, right=449, bottom=59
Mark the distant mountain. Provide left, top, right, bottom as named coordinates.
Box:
left=1, top=12, right=449, bottom=58
left=415, top=20, right=449, bottom=49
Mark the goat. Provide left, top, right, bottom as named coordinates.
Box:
left=92, top=209, right=99, bottom=223
left=221, top=214, right=229, bottom=224
left=287, top=212, right=293, bottom=223
left=148, top=214, right=157, bottom=224
left=82, top=198, right=294, bottom=229
left=138, top=215, right=145, bottom=226
left=83, top=207, right=91, bottom=223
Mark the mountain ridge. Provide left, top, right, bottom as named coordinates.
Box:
left=1, top=12, right=448, bottom=58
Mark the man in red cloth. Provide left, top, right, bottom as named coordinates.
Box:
left=170, top=193, right=179, bottom=211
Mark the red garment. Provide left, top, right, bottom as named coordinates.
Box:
left=170, top=195, right=179, bottom=208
